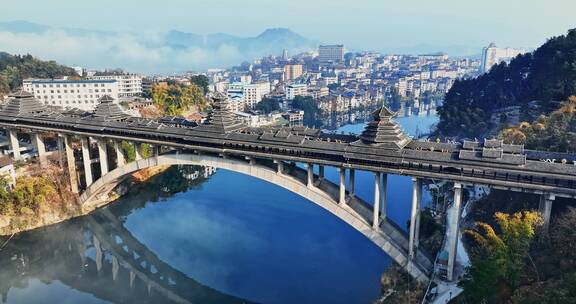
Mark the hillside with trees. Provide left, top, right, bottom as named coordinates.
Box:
left=291, top=95, right=323, bottom=127
left=436, top=29, right=576, bottom=138
left=500, top=96, right=576, bottom=153
left=151, top=81, right=207, bottom=116
left=0, top=52, right=77, bottom=97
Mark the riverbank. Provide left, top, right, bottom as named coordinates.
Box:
left=0, top=163, right=169, bottom=236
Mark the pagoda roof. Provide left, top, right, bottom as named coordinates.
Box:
left=198, top=95, right=246, bottom=133
left=91, top=95, right=131, bottom=121
left=353, top=106, right=411, bottom=149
left=0, top=90, right=50, bottom=116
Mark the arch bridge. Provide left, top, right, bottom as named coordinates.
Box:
left=1, top=91, right=576, bottom=282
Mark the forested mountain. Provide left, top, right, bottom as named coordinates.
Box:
left=0, top=52, right=77, bottom=97
left=436, top=29, right=576, bottom=138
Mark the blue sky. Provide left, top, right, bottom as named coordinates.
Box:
left=2, top=0, right=574, bottom=50
left=1, top=0, right=575, bottom=72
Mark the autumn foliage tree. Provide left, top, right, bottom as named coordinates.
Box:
left=152, top=82, right=206, bottom=116
left=501, top=96, right=576, bottom=152
left=0, top=175, right=57, bottom=215
left=461, top=211, right=542, bottom=302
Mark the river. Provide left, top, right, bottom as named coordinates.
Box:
left=0, top=103, right=438, bottom=304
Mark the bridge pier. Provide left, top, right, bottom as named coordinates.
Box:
left=382, top=174, right=388, bottom=220
left=275, top=160, right=284, bottom=174
left=409, top=178, right=422, bottom=260
left=93, top=235, right=103, bottom=273
left=130, top=270, right=136, bottom=288
left=373, top=172, right=381, bottom=228
left=539, top=193, right=555, bottom=231
left=57, top=135, right=65, bottom=167
left=97, top=139, right=109, bottom=176
left=7, top=129, right=21, bottom=160
left=81, top=137, right=93, bottom=187
left=114, top=141, right=125, bottom=167
left=112, top=255, right=119, bottom=281
left=447, top=182, right=463, bottom=281
left=307, top=163, right=314, bottom=188
left=339, top=167, right=346, bottom=205
left=318, top=165, right=324, bottom=180
left=134, top=142, right=142, bottom=161
left=31, top=132, right=47, bottom=166
left=349, top=169, right=356, bottom=197
left=64, top=135, right=79, bottom=193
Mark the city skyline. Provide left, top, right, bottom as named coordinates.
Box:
left=1, top=0, right=575, bottom=73
left=2, top=0, right=575, bottom=50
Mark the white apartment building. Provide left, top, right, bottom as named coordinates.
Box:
left=285, top=84, right=308, bottom=100
left=88, top=74, right=143, bottom=98
left=23, top=79, right=119, bottom=111
left=243, top=84, right=263, bottom=109
left=318, top=45, right=344, bottom=64
left=480, top=43, right=528, bottom=73
left=227, top=82, right=268, bottom=110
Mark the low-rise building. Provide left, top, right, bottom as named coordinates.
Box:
left=88, top=74, right=143, bottom=98
left=285, top=84, right=308, bottom=100
left=282, top=110, right=304, bottom=126
left=23, top=79, right=120, bottom=111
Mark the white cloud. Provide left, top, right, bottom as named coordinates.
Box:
left=0, top=30, right=246, bottom=74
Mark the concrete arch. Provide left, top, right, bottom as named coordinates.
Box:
left=80, top=153, right=431, bottom=282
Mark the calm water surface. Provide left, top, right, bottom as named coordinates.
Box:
left=0, top=110, right=438, bottom=304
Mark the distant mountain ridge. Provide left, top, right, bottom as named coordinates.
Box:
left=161, top=27, right=316, bottom=54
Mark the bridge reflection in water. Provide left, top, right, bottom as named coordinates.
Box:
left=0, top=166, right=251, bottom=304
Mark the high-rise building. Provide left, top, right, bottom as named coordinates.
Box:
left=22, top=78, right=119, bottom=111
left=226, top=82, right=267, bottom=110
left=282, top=49, right=289, bottom=60
left=318, top=45, right=344, bottom=64
left=283, top=64, right=303, bottom=81
left=480, top=43, right=528, bottom=73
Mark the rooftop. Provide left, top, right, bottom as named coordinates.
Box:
left=24, top=78, right=117, bottom=84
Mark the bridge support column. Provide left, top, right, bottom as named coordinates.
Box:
left=112, top=255, right=119, bottom=281
left=339, top=167, right=346, bottom=205
left=373, top=172, right=381, bottom=228
left=447, top=182, right=463, bottom=281
left=409, top=178, right=422, bottom=260
left=349, top=169, right=356, bottom=197
left=539, top=193, right=555, bottom=232
left=31, top=133, right=47, bottom=166
left=64, top=135, right=79, bottom=193
left=81, top=137, right=93, bottom=187
left=307, top=163, right=314, bottom=188
left=7, top=129, right=21, bottom=160
left=129, top=271, right=136, bottom=288
left=114, top=141, right=125, bottom=167
left=381, top=174, right=388, bottom=220
left=275, top=160, right=284, bottom=174
left=318, top=165, right=324, bottom=180
left=97, top=139, right=108, bottom=176
left=134, top=143, right=142, bottom=161
left=93, top=235, right=103, bottom=273
left=57, top=135, right=65, bottom=167
left=152, top=145, right=160, bottom=157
